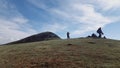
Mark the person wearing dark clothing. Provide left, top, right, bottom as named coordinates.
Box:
left=91, top=33, right=97, bottom=38
left=97, top=27, right=104, bottom=38
left=67, top=32, right=70, bottom=39
left=103, top=36, right=106, bottom=39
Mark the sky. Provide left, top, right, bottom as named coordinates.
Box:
left=0, top=0, right=120, bottom=44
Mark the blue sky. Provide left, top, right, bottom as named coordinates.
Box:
left=0, top=0, right=120, bottom=44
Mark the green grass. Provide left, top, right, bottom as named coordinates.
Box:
left=0, top=38, right=120, bottom=68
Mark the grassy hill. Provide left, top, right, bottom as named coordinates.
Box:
left=0, top=38, right=120, bottom=68
left=7, top=32, right=61, bottom=44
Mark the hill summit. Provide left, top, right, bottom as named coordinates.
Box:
left=8, top=32, right=61, bottom=44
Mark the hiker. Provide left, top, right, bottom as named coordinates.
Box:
left=67, top=32, right=70, bottom=39
left=97, top=27, right=104, bottom=38
left=103, top=36, right=106, bottom=39
left=91, top=33, right=97, bottom=38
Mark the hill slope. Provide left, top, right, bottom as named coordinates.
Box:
left=8, top=32, right=61, bottom=44
left=0, top=38, right=120, bottom=68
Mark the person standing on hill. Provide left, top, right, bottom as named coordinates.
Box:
left=97, top=27, right=104, bottom=38
left=67, top=32, right=70, bottom=39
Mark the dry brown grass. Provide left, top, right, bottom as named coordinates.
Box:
left=0, top=38, right=120, bottom=68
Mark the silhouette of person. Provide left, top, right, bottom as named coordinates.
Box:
left=97, top=27, right=104, bottom=38
left=91, top=33, right=97, bottom=38
left=103, top=36, right=106, bottom=39
left=67, top=32, right=70, bottom=39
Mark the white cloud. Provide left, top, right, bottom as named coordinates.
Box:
left=11, top=17, right=29, bottom=24
left=28, top=0, right=118, bottom=38
left=70, top=0, right=120, bottom=11
left=0, top=0, right=37, bottom=44
left=27, top=0, right=48, bottom=10
left=41, top=23, right=67, bottom=32
left=0, top=18, right=37, bottom=44
left=96, top=0, right=120, bottom=10
left=50, top=3, right=114, bottom=36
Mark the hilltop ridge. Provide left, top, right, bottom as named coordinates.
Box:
left=7, top=32, right=61, bottom=44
